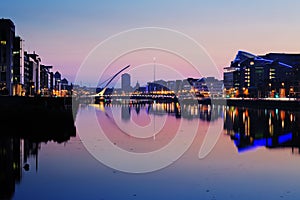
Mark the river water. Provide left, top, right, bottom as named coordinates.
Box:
left=2, top=102, right=300, bottom=200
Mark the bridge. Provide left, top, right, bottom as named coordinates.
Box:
left=93, top=64, right=131, bottom=98
left=89, top=65, right=209, bottom=104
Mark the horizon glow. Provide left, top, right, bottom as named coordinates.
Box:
left=2, top=0, right=300, bottom=85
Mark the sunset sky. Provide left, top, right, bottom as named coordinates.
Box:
left=3, top=0, right=300, bottom=86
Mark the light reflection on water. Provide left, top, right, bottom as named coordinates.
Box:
left=2, top=103, right=300, bottom=200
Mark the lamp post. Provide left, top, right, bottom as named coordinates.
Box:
left=281, top=82, right=285, bottom=98
left=30, top=85, right=35, bottom=97
left=289, top=87, right=294, bottom=100
left=58, top=79, right=61, bottom=97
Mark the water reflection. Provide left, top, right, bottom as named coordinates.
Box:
left=0, top=124, right=76, bottom=199
left=112, top=102, right=300, bottom=154
left=3, top=101, right=300, bottom=199
left=224, top=106, right=300, bottom=153
left=117, top=102, right=224, bottom=121
left=121, top=106, right=131, bottom=121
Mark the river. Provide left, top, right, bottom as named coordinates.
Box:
left=1, top=102, right=300, bottom=200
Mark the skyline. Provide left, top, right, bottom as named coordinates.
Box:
left=2, top=0, right=300, bottom=86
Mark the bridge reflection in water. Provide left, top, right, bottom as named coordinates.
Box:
left=99, top=101, right=223, bottom=121
left=99, top=101, right=300, bottom=154
left=2, top=100, right=300, bottom=199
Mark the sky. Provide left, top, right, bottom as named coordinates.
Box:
left=2, top=0, right=300, bottom=87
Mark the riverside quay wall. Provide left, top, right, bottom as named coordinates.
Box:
left=0, top=96, right=78, bottom=137
left=212, top=98, right=300, bottom=110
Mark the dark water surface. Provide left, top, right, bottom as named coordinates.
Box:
left=2, top=103, right=300, bottom=200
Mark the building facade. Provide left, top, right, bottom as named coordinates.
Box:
left=40, top=65, right=52, bottom=96
left=121, top=73, right=131, bottom=92
left=187, top=77, right=223, bottom=98
left=0, top=18, right=70, bottom=97
left=13, top=36, right=24, bottom=95
left=224, top=51, right=299, bottom=98
left=28, top=52, right=41, bottom=95
left=0, top=19, right=15, bottom=95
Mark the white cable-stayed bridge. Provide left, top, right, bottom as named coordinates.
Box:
left=92, top=64, right=131, bottom=98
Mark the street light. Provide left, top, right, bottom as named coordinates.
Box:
left=31, top=85, right=35, bottom=96
left=281, top=82, right=285, bottom=98
left=289, top=87, right=294, bottom=99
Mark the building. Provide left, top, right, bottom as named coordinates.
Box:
left=147, top=82, right=169, bottom=92
left=187, top=77, right=208, bottom=97
left=0, top=19, right=15, bottom=95
left=182, top=79, right=192, bottom=92
left=61, top=78, right=68, bottom=89
left=187, top=77, right=223, bottom=98
left=154, top=80, right=167, bottom=89
left=28, top=52, right=41, bottom=95
left=23, top=51, right=32, bottom=95
left=224, top=51, right=298, bottom=98
left=0, top=18, right=68, bottom=97
left=23, top=52, right=42, bottom=96
left=54, top=71, right=61, bottom=90
left=175, top=80, right=182, bottom=92
left=53, top=71, right=61, bottom=96
left=205, top=77, right=224, bottom=98
left=121, top=73, right=131, bottom=92
left=23, top=51, right=43, bottom=96
left=223, top=66, right=240, bottom=97
left=40, top=65, right=52, bottom=96
left=167, top=80, right=176, bottom=91
left=12, top=36, right=24, bottom=95
left=261, top=53, right=300, bottom=97
left=132, top=81, right=140, bottom=92
left=60, top=78, right=72, bottom=96
left=49, top=71, right=54, bottom=91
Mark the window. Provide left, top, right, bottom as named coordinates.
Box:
left=0, top=66, right=7, bottom=72
left=1, top=72, right=6, bottom=81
